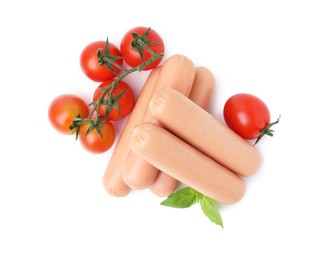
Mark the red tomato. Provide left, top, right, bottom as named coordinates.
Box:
left=48, top=94, right=89, bottom=134
left=79, top=120, right=115, bottom=154
left=80, top=41, right=123, bottom=82
left=120, top=27, right=164, bottom=70
left=93, top=80, right=135, bottom=121
left=223, top=93, right=270, bottom=140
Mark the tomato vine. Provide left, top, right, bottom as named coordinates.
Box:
left=69, top=31, right=164, bottom=139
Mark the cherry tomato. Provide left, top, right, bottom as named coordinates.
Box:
left=80, top=41, right=123, bottom=82
left=120, top=27, right=164, bottom=70
left=79, top=120, right=115, bottom=154
left=93, top=80, right=135, bottom=121
left=223, top=93, right=270, bottom=140
left=48, top=94, right=89, bottom=135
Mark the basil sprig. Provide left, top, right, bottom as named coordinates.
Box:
left=161, top=187, right=223, bottom=228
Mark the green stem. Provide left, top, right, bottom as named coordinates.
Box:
left=254, top=115, right=281, bottom=145
left=137, top=39, right=156, bottom=56
left=71, top=51, right=163, bottom=133
left=102, top=56, right=126, bottom=73
left=98, top=51, right=162, bottom=101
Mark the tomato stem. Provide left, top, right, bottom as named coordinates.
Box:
left=97, top=38, right=125, bottom=74
left=70, top=40, right=164, bottom=139
left=254, top=115, right=281, bottom=145
left=131, top=27, right=160, bottom=61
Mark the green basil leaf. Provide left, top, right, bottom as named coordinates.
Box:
left=160, top=187, right=199, bottom=208
left=200, top=196, right=223, bottom=228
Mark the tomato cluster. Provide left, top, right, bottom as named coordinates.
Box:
left=48, top=27, right=164, bottom=153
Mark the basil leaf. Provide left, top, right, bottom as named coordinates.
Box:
left=200, top=196, right=223, bottom=228
left=160, top=187, right=199, bottom=208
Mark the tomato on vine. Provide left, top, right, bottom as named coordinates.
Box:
left=50, top=32, right=164, bottom=154
left=48, top=94, right=89, bottom=135
left=223, top=93, right=279, bottom=144
left=79, top=119, right=115, bottom=154
left=80, top=40, right=123, bottom=82
left=120, top=27, right=164, bottom=70
left=93, top=80, right=135, bottom=121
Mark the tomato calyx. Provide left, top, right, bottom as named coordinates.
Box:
left=81, top=116, right=106, bottom=139
left=93, top=85, right=126, bottom=118
left=131, top=27, right=161, bottom=62
left=69, top=114, right=86, bottom=139
left=97, top=38, right=124, bottom=75
left=70, top=114, right=108, bottom=140
left=254, top=115, right=281, bottom=145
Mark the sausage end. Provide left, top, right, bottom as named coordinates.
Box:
left=149, top=88, right=172, bottom=117
left=129, top=123, right=154, bottom=154
left=102, top=178, right=130, bottom=197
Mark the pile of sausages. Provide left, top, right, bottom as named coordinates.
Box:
left=102, top=54, right=261, bottom=204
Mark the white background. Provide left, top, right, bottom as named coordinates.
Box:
left=1, top=0, right=325, bottom=259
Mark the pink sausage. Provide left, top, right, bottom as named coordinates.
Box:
left=102, top=67, right=161, bottom=196
left=149, top=88, right=261, bottom=176
left=122, top=54, right=196, bottom=189
left=149, top=66, right=216, bottom=196
left=130, top=123, right=246, bottom=204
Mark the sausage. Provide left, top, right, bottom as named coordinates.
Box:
left=102, top=67, right=161, bottom=196
left=122, top=54, right=196, bottom=189
left=149, top=88, right=261, bottom=176
left=130, top=123, right=246, bottom=204
left=149, top=66, right=216, bottom=196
